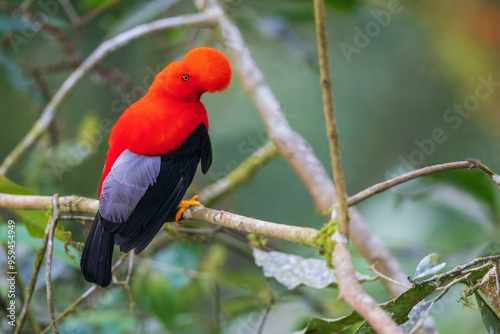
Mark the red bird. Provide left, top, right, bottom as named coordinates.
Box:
left=81, top=47, right=232, bottom=287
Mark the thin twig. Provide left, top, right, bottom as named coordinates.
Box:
left=125, top=250, right=134, bottom=285
left=347, top=159, right=499, bottom=207
left=39, top=254, right=130, bottom=334
left=434, top=273, right=471, bottom=303
left=313, top=0, right=401, bottom=332
left=414, top=255, right=500, bottom=286
left=257, top=277, right=274, bottom=334
left=214, top=282, right=221, bottom=332
left=495, top=260, right=500, bottom=300
left=177, top=226, right=222, bottom=234
left=75, top=0, right=124, bottom=28
left=137, top=258, right=210, bottom=279
left=46, top=194, right=60, bottom=334
left=60, top=215, right=94, bottom=221
left=313, top=0, right=348, bottom=233
left=15, top=210, right=53, bottom=334
left=57, top=0, right=80, bottom=27
left=0, top=11, right=218, bottom=175
left=368, top=263, right=412, bottom=290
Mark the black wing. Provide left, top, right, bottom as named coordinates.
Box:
left=104, top=123, right=212, bottom=253
left=81, top=123, right=211, bottom=287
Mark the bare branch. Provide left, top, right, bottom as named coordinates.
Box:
left=0, top=11, right=218, bottom=175
left=182, top=206, right=319, bottom=248
left=57, top=0, right=80, bottom=27
left=313, top=0, right=348, bottom=233
left=15, top=205, right=53, bottom=333
left=75, top=0, right=125, bottom=28
left=495, top=260, right=500, bottom=300
left=414, top=255, right=500, bottom=286
left=313, top=0, right=401, bottom=331
left=0, top=194, right=99, bottom=213
left=368, top=263, right=412, bottom=290
left=257, top=278, right=274, bottom=334
left=195, top=0, right=337, bottom=211
left=193, top=0, right=414, bottom=306
left=0, top=193, right=319, bottom=248
left=332, top=233, right=403, bottom=333
left=45, top=194, right=59, bottom=334
left=348, top=159, right=499, bottom=207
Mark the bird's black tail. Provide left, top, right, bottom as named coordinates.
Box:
left=80, top=212, right=114, bottom=287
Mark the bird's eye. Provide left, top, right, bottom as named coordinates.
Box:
left=181, top=74, right=190, bottom=81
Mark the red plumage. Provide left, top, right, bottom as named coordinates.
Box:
left=99, top=47, right=231, bottom=195
left=82, top=47, right=231, bottom=287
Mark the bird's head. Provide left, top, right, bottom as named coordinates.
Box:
left=155, top=47, right=232, bottom=102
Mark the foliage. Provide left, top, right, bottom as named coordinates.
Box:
left=0, top=0, right=500, bottom=333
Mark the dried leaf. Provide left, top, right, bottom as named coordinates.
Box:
left=476, top=292, right=500, bottom=334
left=253, top=248, right=371, bottom=290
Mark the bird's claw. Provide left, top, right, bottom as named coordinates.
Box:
left=175, top=195, right=203, bottom=224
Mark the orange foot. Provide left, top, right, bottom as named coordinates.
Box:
left=175, top=195, right=203, bottom=224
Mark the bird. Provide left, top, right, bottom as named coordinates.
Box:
left=80, top=47, right=232, bottom=287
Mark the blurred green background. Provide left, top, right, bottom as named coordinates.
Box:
left=0, top=0, right=499, bottom=333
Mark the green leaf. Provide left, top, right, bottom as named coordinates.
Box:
left=430, top=169, right=500, bottom=222
left=325, top=0, right=357, bottom=12
left=301, top=312, right=364, bottom=334
left=354, top=283, right=437, bottom=334
left=399, top=300, right=434, bottom=334
left=300, top=283, right=436, bottom=334
left=0, top=223, right=79, bottom=268
left=476, top=292, right=500, bottom=334
left=0, top=174, right=71, bottom=241
left=414, top=253, right=446, bottom=280
left=132, top=262, right=180, bottom=330
left=253, top=248, right=372, bottom=290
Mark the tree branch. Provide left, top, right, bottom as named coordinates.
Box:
left=39, top=253, right=131, bottom=334
left=193, top=0, right=415, bottom=306
left=313, top=0, right=401, bottom=331
left=313, top=0, right=348, bottom=233
left=0, top=11, right=218, bottom=175
left=0, top=193, right=319, bottom=248
left=195, top=0, right=337, bottom=212
left=45, top=194, right=59, bottom=334
left=15, top=205, right=53, bottom=334
left=348, top=159, right=499, bottom=207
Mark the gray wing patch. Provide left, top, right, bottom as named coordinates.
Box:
left=99, top=149, right=161, bottom=223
